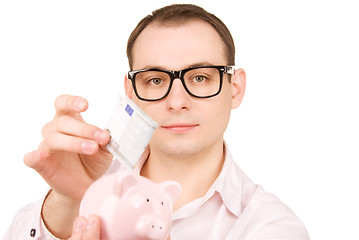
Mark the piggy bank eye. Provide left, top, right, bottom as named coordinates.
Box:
left=146, top=198, right=150, bottom=202
left=161, top=202, right=164, bottom=205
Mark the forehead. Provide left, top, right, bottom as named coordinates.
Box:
left=132, top=20, right=227, bottom=70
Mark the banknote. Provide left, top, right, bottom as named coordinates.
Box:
left=105, top=95, right=158, bottom=169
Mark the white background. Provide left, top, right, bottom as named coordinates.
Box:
left=1, top=0, right=358, bottom=239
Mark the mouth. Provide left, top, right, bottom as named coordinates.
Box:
left=161, top=123, right=199, bottom=133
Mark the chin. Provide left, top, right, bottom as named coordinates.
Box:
left=153, top=138, right=201, bottom=157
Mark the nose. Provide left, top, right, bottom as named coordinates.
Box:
left=165, top=78, right=192, bottom=111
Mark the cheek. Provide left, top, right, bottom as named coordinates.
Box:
left=210, top=90, right=232, bottom=128
left=213, top=105, right=231, bottom=129
left=132, top=101, right=167, bottom=137
left=201, top=96, right=232, bottom=131
left=132, top=99, right=158, bottom=120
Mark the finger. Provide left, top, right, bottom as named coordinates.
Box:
left=70, top=216, right=87, bottom=240
left=43, top=132, right=100, bottom=155
left=23, top=149, right=47, bottom=171
left=43, top=116, right=110, bottom=145
left=54, top=95, right=88, bottom=117
left=82, top=215, right=101, bottom=240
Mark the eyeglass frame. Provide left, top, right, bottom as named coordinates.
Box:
left=127, top=65, right=235, bottom=102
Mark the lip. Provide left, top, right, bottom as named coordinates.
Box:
left=162, top=123, right=199, bottom=133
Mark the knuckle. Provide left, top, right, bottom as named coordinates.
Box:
left=45, top=133, right=58, bottom=147
left=55, top=94, right=76, bottom=112
left=54, top=94, right=68, bottom=107
left=54, top=95, right=87, bottom=116
left=38, top=141, right=48, bottom=152
left=55, top=115, right=74, bottom=131
left=80, top=123, right=96, bottom=138
left=56, top=114, right=70, bottom=124
left=41, top=116, right=64, bottom=137
left=41, top=121, right=52, bottom=137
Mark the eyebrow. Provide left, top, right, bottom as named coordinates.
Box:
left=140, top=62, right=214, bottom=71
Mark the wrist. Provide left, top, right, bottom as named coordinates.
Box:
left=41, top=189, right=80, bottom=239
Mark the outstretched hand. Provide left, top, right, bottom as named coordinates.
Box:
left=24, top=94, right=112, bottom=201
left=23, top=95, right=113, bottom=238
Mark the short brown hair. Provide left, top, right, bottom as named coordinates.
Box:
left=126, top=4, right=235, bottom=70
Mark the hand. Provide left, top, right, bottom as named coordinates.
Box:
left=23, top=95, right=112, bottom=237
left=69, top=216, right=101, bottom=240
left=24, top=94, right=112, bottom=201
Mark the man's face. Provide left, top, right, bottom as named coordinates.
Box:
left=126, top=21, right=240, bottom=157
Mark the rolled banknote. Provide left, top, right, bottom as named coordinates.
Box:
left=105, top=95, right=158, bottom=169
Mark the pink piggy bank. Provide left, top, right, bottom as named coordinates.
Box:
left=79, top=172, right=181, bottom=240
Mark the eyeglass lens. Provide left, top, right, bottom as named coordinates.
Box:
left=134, top=67, right=221, bottom=100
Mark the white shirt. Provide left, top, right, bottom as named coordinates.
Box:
left=4, top=145, right=310, bottom=239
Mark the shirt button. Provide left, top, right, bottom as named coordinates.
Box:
left=30, top=228, right=36, bottom=237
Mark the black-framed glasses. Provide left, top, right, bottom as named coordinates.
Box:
left=128, top=65, right=235, bottom=102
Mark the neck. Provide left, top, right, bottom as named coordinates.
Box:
left=140, top=140, right=225, bottom=210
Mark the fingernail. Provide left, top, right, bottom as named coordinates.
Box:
left=86, top=216, right=98, bottom=229
left=76, top=98, right=87, bottom=111
left=94, top=130, right=109, bottom=144
left=74, top=217, right=85, bottom=232
left=81, top=141, right=98, bottom=154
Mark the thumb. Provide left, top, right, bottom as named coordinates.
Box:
left=23, top=149, right=48, bottom=173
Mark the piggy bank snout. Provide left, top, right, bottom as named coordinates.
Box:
left=136, top=215, right=170, bottom=240
left=80, top=173, right=181, bottom=240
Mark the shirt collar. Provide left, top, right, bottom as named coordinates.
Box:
left=206, top=143, right=243, bottom=217
left=133, top=142, right=243, bottom=217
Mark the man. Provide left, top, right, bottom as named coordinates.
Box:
left=5, top=4, right=309, bottom=239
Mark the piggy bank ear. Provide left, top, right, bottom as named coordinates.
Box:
left=160, top=181, right=182, bottom=203
left=114, top=173, right=138, bottom=198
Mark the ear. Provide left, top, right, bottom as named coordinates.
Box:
left=124, top=74, right=134, bottom=99
left=114, top=173, right=138, bottom=198
left=159, top=181, right=182, bottom=203
left=231, top=68, right=246, bottom=109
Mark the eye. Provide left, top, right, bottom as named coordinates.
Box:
left=161, top=202, right=164, bottom=205
left=148, top=78, right=163, bottom=86
left=193, top=75, right=206, bottom=83
left=147, top=198, right=150, bottom=202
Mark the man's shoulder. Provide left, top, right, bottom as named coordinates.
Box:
left=228, top=159, right=303, bottom=225
left=224, top=151, right=309, bottom=239
left=225, top=147, right=295, bottom=217
left=227, top=184, right=310, bottom=239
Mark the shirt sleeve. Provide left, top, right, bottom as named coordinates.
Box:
left=3, top=160, right=124, bottom=240
left=3, top=191, right=60, bottom=240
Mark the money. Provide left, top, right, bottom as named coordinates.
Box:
left=105, top=95, right=158, bottom=169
